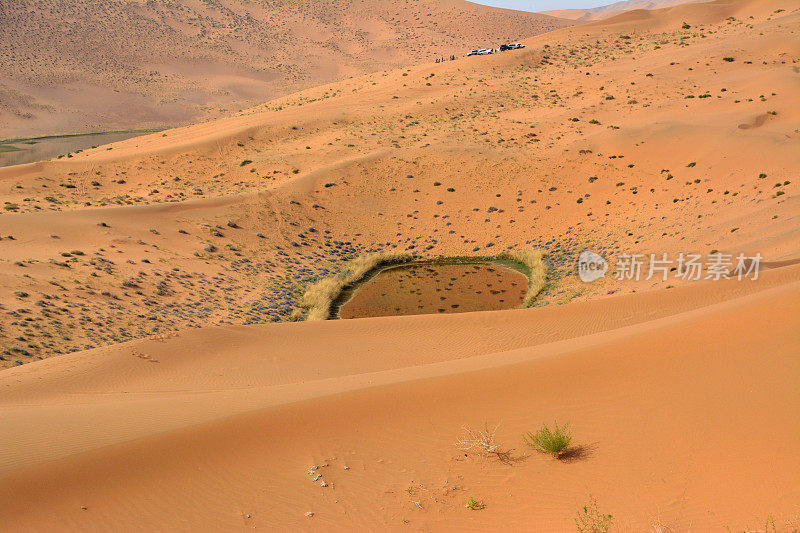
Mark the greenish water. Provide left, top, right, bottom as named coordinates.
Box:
left=0, top=130, right=161, bottom=168
left=335, top=260, right=530, bottom=319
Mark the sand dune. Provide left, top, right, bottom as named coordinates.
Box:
left=0, top=0, right=798, bottom=529
left=0, top=0, right=568, bottom=139
left=1, top=0, right=797, bottom=365
left=543, top=0, right=709, bottom=21
left=1, top=264, right=798, bottom=530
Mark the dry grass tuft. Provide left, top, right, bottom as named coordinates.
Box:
left=455, top=424, right=518, bottom=464
left=300, top=251, right=411, bottom=320
left=649, top=520, right=673, bottom=533
left=456, top=424, right=502, bottom=455
left=497, top=248, right=547, bottom=307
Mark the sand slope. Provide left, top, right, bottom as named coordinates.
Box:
left=1, top=264, right=798, bottom=530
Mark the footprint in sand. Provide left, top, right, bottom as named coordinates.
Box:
left=737, top=113, right=770, bottom=130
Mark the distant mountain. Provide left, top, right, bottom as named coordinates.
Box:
left=0, top=0, right=570, bottom=138
left=542, top=0, right=708, bottom=21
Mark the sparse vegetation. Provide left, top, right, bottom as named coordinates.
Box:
left=575, top=495, right=613, bottom=533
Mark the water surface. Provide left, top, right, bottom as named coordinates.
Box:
left=337, top=262, right=528, bottom=319
left=0, top=131, right=155, bottom=168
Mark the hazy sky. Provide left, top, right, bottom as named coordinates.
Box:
left=471, top=0, right=613, bottom=11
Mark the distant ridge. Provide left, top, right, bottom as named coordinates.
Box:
left=0, top=0, right=569, bottom=138
left=542, top=0, right=709, bottom=21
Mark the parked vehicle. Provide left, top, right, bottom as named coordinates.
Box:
left=498, top=43, right=525, bottom=51
left=468, top=45, right=519, bottom=56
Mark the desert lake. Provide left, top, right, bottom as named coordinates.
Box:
left=0, top=130, right=157, bottom=168
left=336, top=262, right=529, bottom=319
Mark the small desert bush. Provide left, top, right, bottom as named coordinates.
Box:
left=300, top=251, right=411, bottom=320
left=456, top=424, right=501, bottom=455
left=465, top=497, right=485, bottom=510
left=523, top=422, right=572, bottom=458
left=575, top=495, right=613, bottom=533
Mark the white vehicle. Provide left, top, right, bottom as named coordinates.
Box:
left=509, top=43, right=525, bottom=50
left=467, top=48, right=495, bottom=57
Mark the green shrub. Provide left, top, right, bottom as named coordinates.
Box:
left=465, top=497, right=485, bottom=510
left=575, top=495, right=613, bottom=533
left=523, top=422, right=572, bottom=458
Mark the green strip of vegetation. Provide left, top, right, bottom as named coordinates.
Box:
left=298, top=248, right=547, bottom=321
left=299, top=251, right=412, bottom=321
